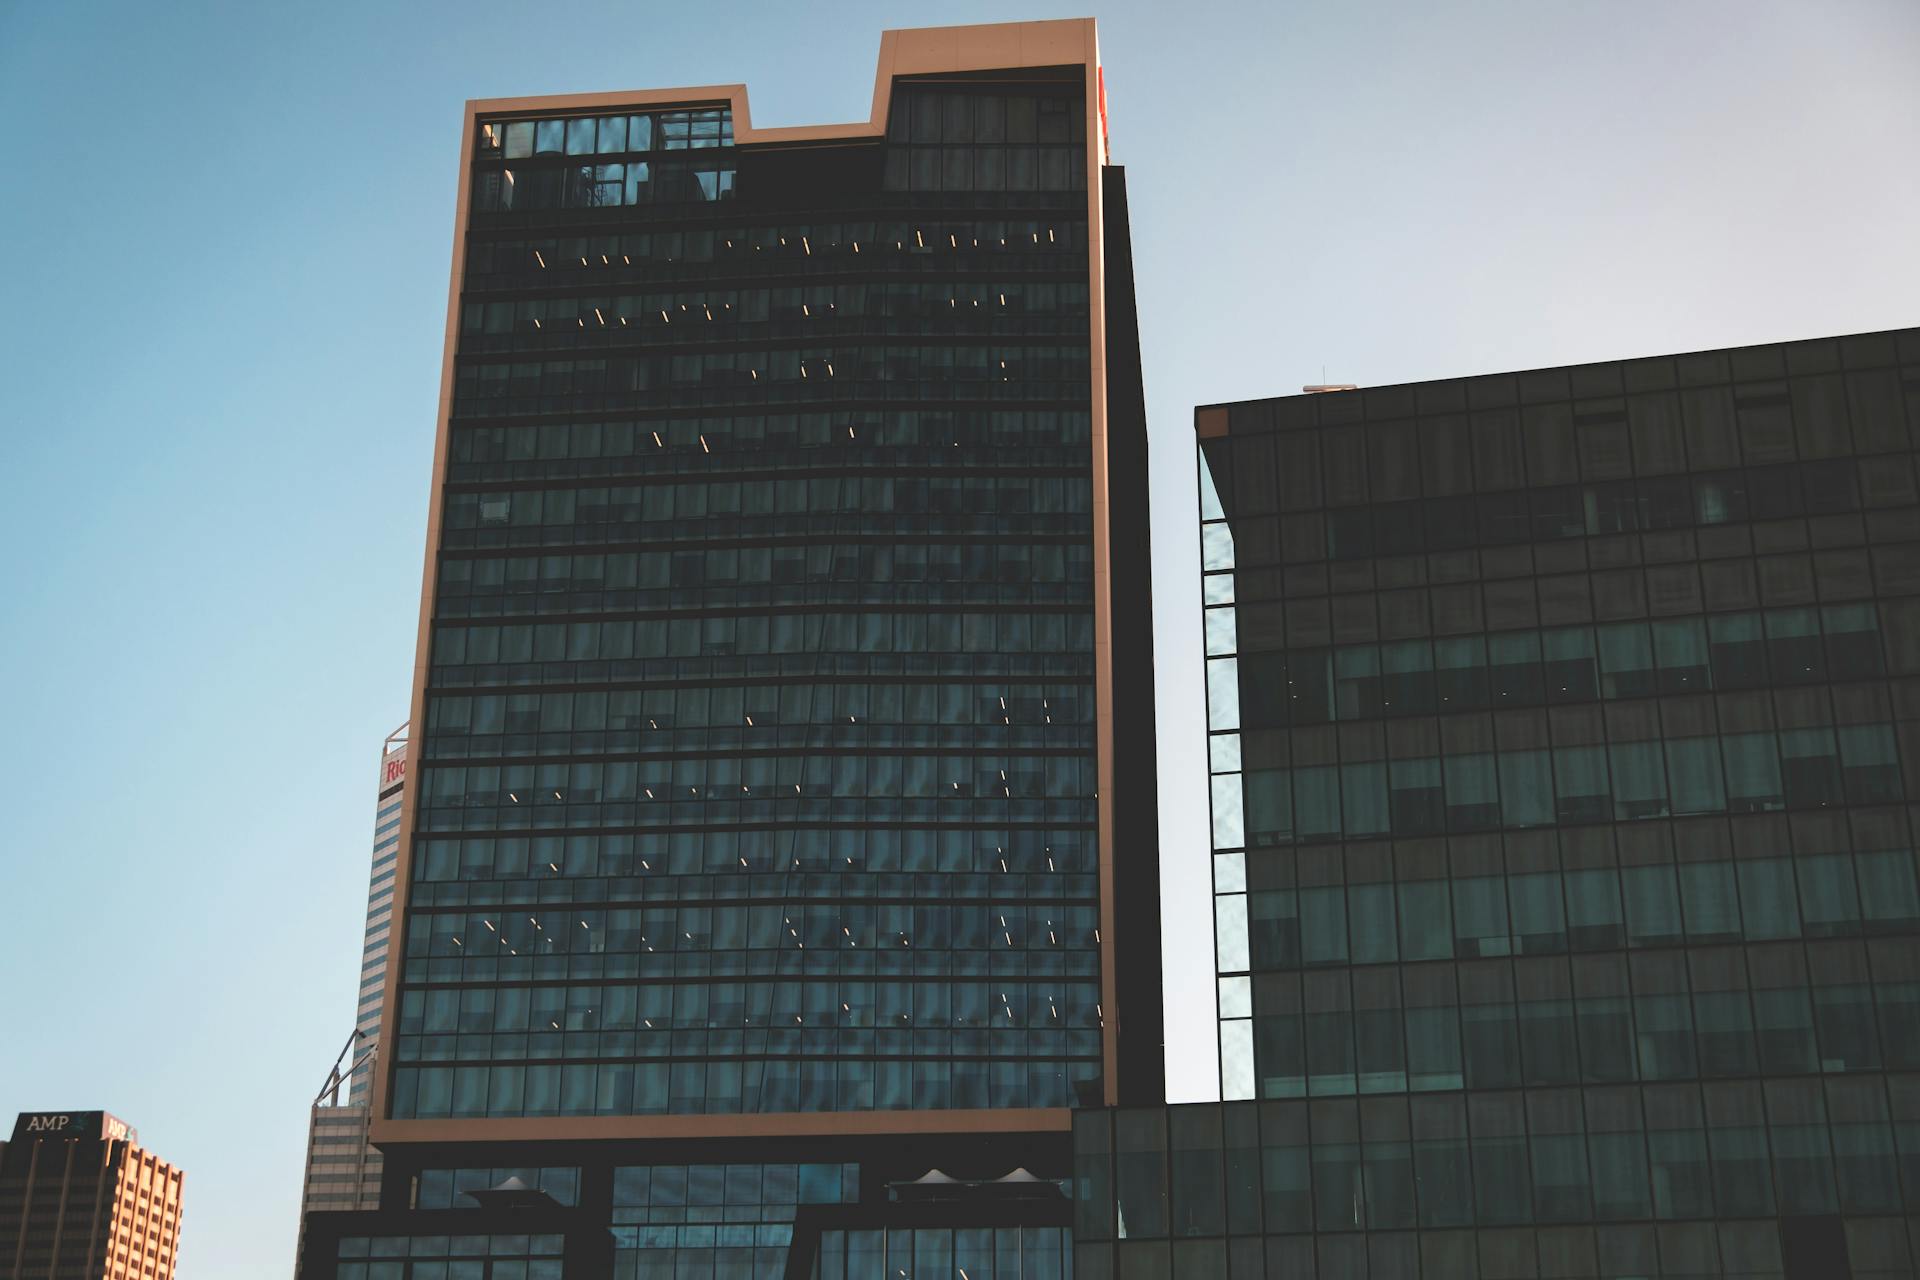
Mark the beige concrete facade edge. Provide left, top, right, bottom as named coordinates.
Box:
left=1078, top=22, right=1121, bottom=1107
left=372, top=94, right=476, bottom=1144
left=376, top=1107, right=1072, bottom=1146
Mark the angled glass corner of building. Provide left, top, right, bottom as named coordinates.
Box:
left=389, top=68, right=1115, bottom=1124
left=1182, top=329, right=1920, bottom=1278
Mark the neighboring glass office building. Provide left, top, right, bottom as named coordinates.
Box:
left=1071, top=328, right=1920, bottom=1279
left=302, top=19, right=1162, bottom=1279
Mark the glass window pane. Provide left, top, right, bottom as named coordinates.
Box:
left=1434, top=636, right=1488, bottom=710
left=1509, top=872, right=1567, bottom=955
left=1397, top=882, right=1451, bottom=962
left=1709, top=613, right=1767, bottom=688
left=1340, top=762, right=1389, bottom=837
left=1623, top=865, right=1683, bottom=946
left=1381, top=640, right=1435, bottom=715
left=1215, top=892, right=1249, bottom=972
left=1201, top=523, right=1235, bottom=570
left=1389, top=757, right=1445, bottom=836
left=1114, top=1111, right=1169, bottom=1239
left=1565, top=868, right=1625, bottom=950
left=1206, top=659, right=1240, bottom=731
left=1695, top=472, right=1747, bottom=525
left=1797, top=855, right=1861, bottom=938
left=1652, top=618, right=1711, bottom=693
left=1300, top=887, right=1348, bottom=966
left=1724, top=733, right=1785, bottom=811
left=1838, top=724, right=1901, bottom=804
left=1348, top=884, right=1398, bottom=964
left=1221, top=1019, right=1255, bottom=1101
left=1589, top=1130, right=1651, bottom=1219
left=1244, top=770, right=1290, bottom=847
left=1856, top=850, right=1920, bottom=932
left=1334, top=647, right=1381, bottom=719
left=1553, top=746, right=1612, bottom=823
left=1198, top=448, right=1227, bottom=520
left=1822, top=602, right=1884, bottom=675
left=1444, top=754, right=1500, bottom=832
left=1766, top=608, right=1824, bottom=683
left=1666, top=737, right=1727, bottom=815
left=1411, top=1103, right=1473, bottom=1225
left=1488, top=632, right=1543, bottom=705
left=1204, top=607, right=1237, bottom=656
left=1294, top=767, right=1341, bottom=839
left=1743, top=859, right=1797, bottom=940
left=1210, top=774, right=1245, bottom=851
left=1597, top=624, right=1656, bottom=699
left=1468, top=1099, right=1532, bottom=1223
left=1452, top=877, right=1510, bottom=958
left=1541, top=627, right=1599, bottom=702
left=1609, top=742, right=1669, bottom=820
left=1678, top=862, right=1741, bottom=942
left=1499, top=750, right=1554, bottom=828
left=1168, top=1109, right=1225, bottom=1238
left=1779, top=728, right=1844, bottom=808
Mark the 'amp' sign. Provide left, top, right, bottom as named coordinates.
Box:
left=12, top=1112, right=131, bottom=1144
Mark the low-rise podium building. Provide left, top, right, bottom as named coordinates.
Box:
left=1171, top=327, right=1920, bottom=1279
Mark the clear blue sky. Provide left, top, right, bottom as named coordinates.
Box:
left=1, top=1, right=1915, bottom=1275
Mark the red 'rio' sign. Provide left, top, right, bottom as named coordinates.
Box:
left=1097, top=68, right=1110, bottom=163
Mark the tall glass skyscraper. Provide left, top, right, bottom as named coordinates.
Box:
left=302, top=19, right=1162, bottom=1279
left=1070, top=327, right=1920, bottom=1280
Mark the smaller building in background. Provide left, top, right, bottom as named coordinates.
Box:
left=0, top=1110, right=184, bottom=1280
left=293, top=725, right=407, bottom=1274
left=292, top=1037, right=384, bottom=1278
left=353, top=724, right=408, bottom=1105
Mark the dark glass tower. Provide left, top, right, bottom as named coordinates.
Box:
left=1070, top=327, right=1920, bottom=1279
left=303, top=19, right=1162, bottom=1280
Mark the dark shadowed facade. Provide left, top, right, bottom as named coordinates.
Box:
left=301, top=19, right=1161, bottom=1279
left=1083, top=328, right=1920, bottom=1278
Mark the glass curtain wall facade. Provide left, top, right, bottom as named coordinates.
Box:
left=305, top=20, right=1162, bottom=1280
left=396, top=70, right=1106, bottom=1129
left=299, top=1139, right=1074, bottom=1280
left=1178, top=328, right=1920, bottom=1278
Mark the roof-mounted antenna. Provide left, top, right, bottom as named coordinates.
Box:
left=1304, top=363, right=1357, bottom=394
